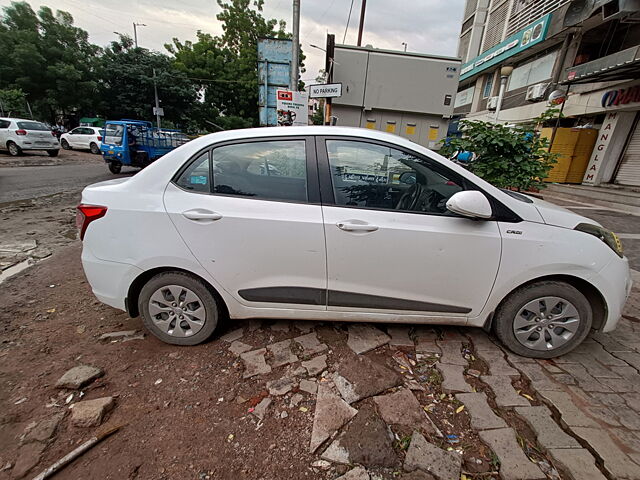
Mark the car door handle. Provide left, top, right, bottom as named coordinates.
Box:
left=182, top=209, right=223, bottom=221
left=336, top=221, right=379, bottom=232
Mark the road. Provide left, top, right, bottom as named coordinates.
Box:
left=0, top=162, right=132, bottom=204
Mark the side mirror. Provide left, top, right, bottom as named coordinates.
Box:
left=446, top=191, right=492, bottom=219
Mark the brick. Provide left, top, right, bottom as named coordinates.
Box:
left=414, top=327, right=440, bottom=354
left=614, top=351, right=640, bottom=370
left=559, top=364, right=611, bottom=392
left=537, top=360, right=565, bottom=374
left=572, top=342, right=627, bottom=366
left=266, top=339, right=298, bottom=367
left=387, top=326, right=415, bottom=347
left=548, top=448, right=607, bottom=480
left=436, top=364, right=472, bottom=393
left=515, top=406, right=581, bottom=449
left=476, top=350, right=519, bottom=376
left=437, top=341, right=466, bottom=366
left=466, top=329, right=497, bottom=351
left=373, top=388, right=437, bottom=434
left=478, top=428, right=545, bottom=480
left=302, top=354, right=327, bottom=376
left=572, top=427, right=640, bottom=479
left=294, top=332, right=328, bottom=356
left=240, top=348, right=271, bottom=378
left=515, top=362, right=563, bottom=391
left=538, top=390, right=598, bottom=428
left=481, top=375, right=530, bottom=407
left=404, top=431, right=461, bottom=480
left=577, top=357, right=621, bottom=378
left=309, top=382, right=357, bottom=453
left=346, top=324, right=390, bottom=354
left=585, top=406, right=621, bottom=427
left=591, top=333, right=634, bottom=353
left=455, top=392, right=506, bottom=430
left=623, top=392, right=640, bottom=412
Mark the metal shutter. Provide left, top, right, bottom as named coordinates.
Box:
left=615, top=118, right=640, bottom=186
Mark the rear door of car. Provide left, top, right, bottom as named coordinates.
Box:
left=163, top=135, right=328, bottom=310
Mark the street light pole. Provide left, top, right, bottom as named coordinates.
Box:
left=133, top=22, right=146, bottom=48
left=153, top=68, right=161, bottom=130
left=494, top=66, right=513, bottom=123
left=402, top=42, right=407, bottom=52
left=357, top=0, right=367, bottom=46
left=290, top=0, right=300, bottom=91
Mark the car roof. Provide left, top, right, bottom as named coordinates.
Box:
left=0, top=117, right=43, bottom=123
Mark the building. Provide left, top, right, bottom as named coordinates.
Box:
left=455, top=0, right=640, bottom=186
left=328, top=43, right=461, bottom=149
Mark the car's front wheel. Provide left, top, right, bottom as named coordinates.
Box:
left=138, top=272, right=219, bottom=345
left=61, top=139, right=71, bottom=150
left=493, top=280, right=592, bottom=358
left=108, top=161, right=121, bottom=174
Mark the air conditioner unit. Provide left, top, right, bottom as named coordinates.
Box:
left=487, top=96, right=499, bottom=110
left=526, top=83, right=547, bottom=102
left=602, top=0, right=640, bottom=22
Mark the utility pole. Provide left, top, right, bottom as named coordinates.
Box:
left=290, top=0, right=300, bottom=91
left=133, top=22, right=146, bottom=48
left=357, top=0, right=367, bottom=46
left=153, top=68, right=161, bottom=130
left=325, top=33, right=335, bottom=125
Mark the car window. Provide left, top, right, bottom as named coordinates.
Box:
left=326, top=140, right=464, bottom=215
left=70, top=128, right=81, bottom=134
left=17, top=121, right=49, bottom=131
left=211, top=140, right=308, bottom=202
left=0, top=120, right=10, bottom=129
left=104, top=125, right=123, bottom=145
left=175, top=151, right=210, bottom=193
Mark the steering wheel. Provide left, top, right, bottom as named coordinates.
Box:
left=395, top=183, right=423, bottom=211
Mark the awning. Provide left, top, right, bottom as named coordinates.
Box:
left=562, top=45, right=640, bottom=84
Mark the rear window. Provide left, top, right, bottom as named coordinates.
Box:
left=17, top=121, right=49, bottom=131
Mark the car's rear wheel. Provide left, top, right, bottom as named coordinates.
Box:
left=61, top=139, right=71, bottom=150
left=90, top=142, right=100, bottom=155
left=138, top=272, right=219, bottom=345
left=493, top=281, right=592, bottom=358
left=47, top=149, right=59, bottom=157
left=108, top=161, right=121, bottom=174
left=7, top=141, right=21, bottom=156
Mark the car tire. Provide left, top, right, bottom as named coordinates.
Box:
left=61, top=139, right=71, bottom=150
left=7, top=141, right=21, bottom=156
left=138, top=271, right=219, bottom=346
left=108, top=161, right=122, bottom=174
left=47, top=149, right=59, bottom=157
left=90, top=142, right=100, bottom=155
left=493, top=281, right=592, bottom=358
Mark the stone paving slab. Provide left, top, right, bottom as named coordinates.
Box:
left=465, top=329, right=497, bottom=351
left=437, top=341, right=466, bottom=366
left=537, top=390, right=598, bottom=428
left=309, top=382, right=357, bottom=453
left=455, top=392, right=507, bottom=430
left=559, top=363, right=613, bottom=392
left=229, top=340, right=253, bottom=355
left=335, top=466, right=370, bottom=480
left=302, top=354, right=327, bottom=376
left=219, top=328, right=244, bottom=343
left=240, top=348, right=271, bottom=378
left=548, top=448, right=608, bottom=480
left=515, top=362, right=565, bottom=391
left=414, top=328, right=440, bottom=354
left=387, top=326, right=414, bottom=347
left=614, top=351, right=640, bottom=369
left=481, top=375, right=530, bottom=407
left=346, top=325, right=390, bottom=354
left=476, top=350, right=519, bottom=376
left=515, top=406, right=581, bottom=449
left=436, top=364, right=472, bottom=393
left=478, top=428, right=546, bottom=480
left=403, top=431, right=461, bottom=480
left=571, top=427, right=640, bottom=479
left=332, top=354, right=402, bottom=404
left=373, top=388, right=437, bottom=435
left=266, top=339, right=298, bottom=367
left=294, top=332, right=328, bottom=356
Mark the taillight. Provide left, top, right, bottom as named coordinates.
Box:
left=15, top=129, right=27, bottom=135
left=76, top=204, right=107, bottom=240
left=97, top=136, right=102, bottom=141
left=51, top=131, right=56, bottom=137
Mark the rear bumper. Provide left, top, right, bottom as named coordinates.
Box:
left=14, top=138, right=59, bottom=150
left=81, top=247, right=143, bottom=311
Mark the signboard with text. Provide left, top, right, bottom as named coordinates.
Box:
left=309, top=83, right=343, bottom=99
left=459, top=13, right=551, bottom=81
left=276, top=90, right=308, bottom=126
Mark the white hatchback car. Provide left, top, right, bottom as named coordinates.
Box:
left=60, top=126, right=103, bottom=154
left=78, top=126, right=631, bottom=358
left=0, top=117, right=60, bottom=156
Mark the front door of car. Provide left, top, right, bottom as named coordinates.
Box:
left=163, top=136, right=327, bottom=310
left=67, top=128, right=82, bottom=147
left=0, top=120, right=9, bottom=146
left=317, top=137, right=502, bottom=320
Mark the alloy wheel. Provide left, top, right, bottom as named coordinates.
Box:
left=148, top=284, right=206, bottom=337
left=512, top=296, right=581, bottom=351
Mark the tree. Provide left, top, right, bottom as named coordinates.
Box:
left=440, top=120, right=557, bottom=191
left=167, top=0, right=305, bottom=129
left=0, top=88, right=28, bottom=117
left=96, top=36, right=198, bottom=128
left=0, top=2, right=99, bottom=121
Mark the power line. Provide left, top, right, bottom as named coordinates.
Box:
left=343, top=0, right=356, bottom=44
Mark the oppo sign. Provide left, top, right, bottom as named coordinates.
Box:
left=601, top=85, right=640, bottom=108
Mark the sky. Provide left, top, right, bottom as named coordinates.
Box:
left=0, top=0, right=466, bottom=84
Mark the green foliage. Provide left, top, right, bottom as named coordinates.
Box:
left=0, top=88, right=28, bottom=117
left=440, top=120, right=557, bottom=191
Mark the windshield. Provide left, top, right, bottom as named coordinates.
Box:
left=104, top=125, right=124, bottom=146
left=17, top=121, right=49, bottom=131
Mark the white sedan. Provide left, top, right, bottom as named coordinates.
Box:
left=60, top=126, right=103, bottom=154
left=77, top=126, right=631, bottom=357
